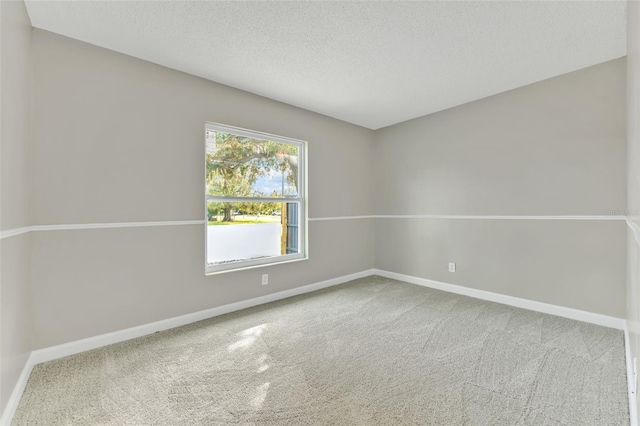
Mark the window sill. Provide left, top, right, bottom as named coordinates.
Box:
left=205, top=254, right=308, bottom=276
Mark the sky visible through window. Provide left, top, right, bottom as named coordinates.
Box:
left=205, top=130, right=298, bottom=198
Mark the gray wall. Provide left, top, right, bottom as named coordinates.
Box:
left=374, top=58, right=627, bottom=317
left=30, top=30, right=375, bottom=349
left=627, top=0, right=640, bottom=415
left=0, top=0, right=33, bottom=416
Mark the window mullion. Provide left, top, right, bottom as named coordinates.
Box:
left=208, top=196, right=302, bottom=203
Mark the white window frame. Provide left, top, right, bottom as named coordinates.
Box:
left=204, top=122, right=308, bottom=275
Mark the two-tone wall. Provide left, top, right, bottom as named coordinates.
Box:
left=20, top=31, right=631, bottom=346
left=28, top=30, right=375, bottom=350
left=0, top=0, right=33, bottom=416
left=374, top=58, right=627, bottom=318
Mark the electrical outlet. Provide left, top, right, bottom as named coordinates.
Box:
left=261, top=274, right=269, bottom=285
left=448, top=262, right=456, bottom=273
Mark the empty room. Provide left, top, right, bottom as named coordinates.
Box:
left=1, top=0, right=639, bottom=424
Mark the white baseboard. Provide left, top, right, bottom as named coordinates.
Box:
left=625, top=323, right=639, bottom=426
left=0, top=353, right=36, bottom=426
left=30, top=268, right=375, bottom=365
left=2, top=268, right=631, bottom=425
left=373, top=269, right=626, bottom=330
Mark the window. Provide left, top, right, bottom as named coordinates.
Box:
left=205, top=123, right=307, bottom=274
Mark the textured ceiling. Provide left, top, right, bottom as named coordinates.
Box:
left=24, top=1, right=626, bottom=130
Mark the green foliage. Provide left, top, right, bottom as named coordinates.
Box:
left=238, top=200, right=280, bottom=218
left=207, top=202, right=224, bottom=221
left=206, top=132, right=298, bottom=196
left=208, top=216, right=279, bottom=226
left=206, top=132, right=298, bottom=221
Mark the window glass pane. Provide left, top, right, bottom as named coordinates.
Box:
left=206, top=130, right=299, bottom=199
left=206, top=201, right=300, bottom=265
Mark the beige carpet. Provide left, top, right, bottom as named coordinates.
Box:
left=13, top=276, right=629, bottom=425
